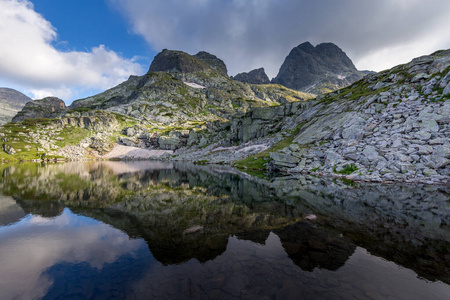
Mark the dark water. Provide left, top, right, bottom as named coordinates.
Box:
left=0, top=161, right=449, bottom=300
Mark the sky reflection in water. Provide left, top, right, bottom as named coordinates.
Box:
left=0, top=161, right=448, bottom=299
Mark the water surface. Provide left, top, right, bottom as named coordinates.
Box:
left=0, top=161, right=449, bottom=299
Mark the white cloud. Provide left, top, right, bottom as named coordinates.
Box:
left=0, top=0, right=143, bottom=103
left=0, top=209, right=143, bottom=300
left=110, top=0, right=450, bottom=77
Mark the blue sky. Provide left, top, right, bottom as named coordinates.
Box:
left=32, top=0, right=151, bottom=64
left=0, top=0, right=449, bottom=104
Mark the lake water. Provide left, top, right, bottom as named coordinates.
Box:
left=0, top=161, right=449, bottom=299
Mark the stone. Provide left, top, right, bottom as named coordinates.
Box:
left=414, top=131, right=431, bottom=141
left=158, top=135, right=182, bottom=150
left=443, top=82, right=450, bottom=95
left=423, top=168, right=438, bottom=176
left=362, top=146, right=380, bottom=161
left=270, top=153, right=301, bottom=167
left=429, top=138, right=445, bottom=145
left=3, top=144, right=16, bottom=155
left=391, top=139, right=403, bottom=148
left=325, top=150, right=344, bottom=166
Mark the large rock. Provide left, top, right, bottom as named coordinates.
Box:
left=272, top=42, right=370, bottom=94
left=12, top=97, right=66, bottom=122
left=232, top=68, right=270, bottom=84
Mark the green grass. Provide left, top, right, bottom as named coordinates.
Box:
left=234, top=136, right=297, bottom=171
left=334, top=178, right=356, bottom=186
left=234, top=122, right=307, bottom=171
left=54, top=127, right=91, bottom=147
left=333, top=163, right=358, bottom=175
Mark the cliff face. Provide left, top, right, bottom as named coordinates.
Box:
left=0, top=88, right=31, bottom=125
left=272, top=42, right=370, bottom=94
left=12, top=97, right=66, bottom=123
left=232, top=68, right=270, bottom=84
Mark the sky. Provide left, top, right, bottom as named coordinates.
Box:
left=1, top=0, right=450, bottom=104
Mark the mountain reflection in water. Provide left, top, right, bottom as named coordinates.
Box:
left=0, top=161, right=449, bottom=299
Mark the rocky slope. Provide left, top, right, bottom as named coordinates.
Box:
left=272, top=42, right=371, bottom=94
left=232, top=68, right=270, bottom=84
left=0, top=88, right=31, bottom=125
left=172, top=49, right=450, bottom=184
left=1, top=49, right=313, bottom=159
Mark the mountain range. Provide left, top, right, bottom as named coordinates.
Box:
left=0, top=42, right=448, bottom=184
left=0, top=88, right=31, bottom=125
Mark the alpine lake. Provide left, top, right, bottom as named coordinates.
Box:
left=0, top=161, right=449, bottom=300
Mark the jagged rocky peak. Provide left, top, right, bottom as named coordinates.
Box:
left=272, top=41, right=370, bottom=94
left=148, top=49, right=226, bottom=75
left=194, top=51, right=228, bottom=77
left=0, top=88, right=32, bottom=125
left=232, top=68, right=270, bottom=84
left=12, top=96, right=66, bottom=122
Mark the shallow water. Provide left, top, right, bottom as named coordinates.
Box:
left=0, top=161, right=449, bottom=299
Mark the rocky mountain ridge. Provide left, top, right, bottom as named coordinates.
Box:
left=1, top=47, right=449, bottom=184
left=70, top=49, right=312, bottom=125
left=0, top=88, right=31, bottom=125
left=272, top=42, right=371, bottom=94
left=171, top=49, right=450, bottom=184
left=232, top=68, right=270, bottom=84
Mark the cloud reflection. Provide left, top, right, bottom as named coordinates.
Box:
left=0, top=208, right=143, bottom=300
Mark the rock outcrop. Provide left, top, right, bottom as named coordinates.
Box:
left=12, top=97, right=66, bottom=122
left=232, top=68, right=270, bottom=84
left=0, top=88, right=31, bottom=125
left=272, top=42, right=371, bottom=94
left=194, top=51, right=228, bottom=77
left=148, top=49, right=210, bottom=74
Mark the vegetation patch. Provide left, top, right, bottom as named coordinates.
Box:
left=333, top=163, right=358, bottom=175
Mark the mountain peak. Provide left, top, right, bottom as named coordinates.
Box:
left=232, top=68, right=270, bottom=84
left=0, top=87, right=32, bottom=125
left=148, top=50, right=209, bottom=74
left=194, top=51, right=228, bottom=76
left=272, top=42, right=366, bottom=93
left=296, top=41, right=315, bottom=51
left=148, top=49, right=228, bottom=77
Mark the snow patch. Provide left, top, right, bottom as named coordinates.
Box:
left=183, top=81, right=206, bottom=89
left=236, top=144, right=269, bottom=154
